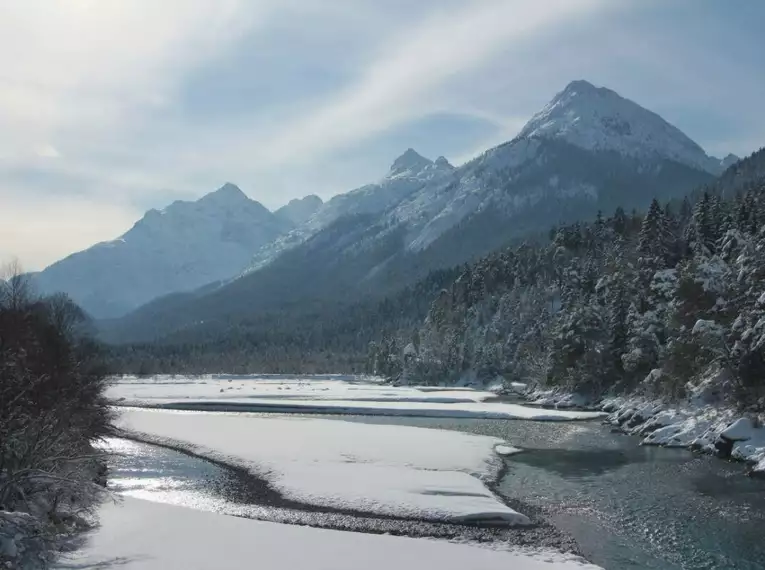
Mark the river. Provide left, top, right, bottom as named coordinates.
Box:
left=105, top=414, right=765, bottom=570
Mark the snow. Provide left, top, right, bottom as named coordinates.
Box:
left=517, top=80, right=726, bottom=175
left=34, top=183, right=292, bottom=318
left=495, top=444, right=523, bottom=456
left=147, top=398, right=605, bottom=420
left=109, top=375, right=604, bottom=421
left=692, top=319, right=724, bottom=337
left=57, top=497, right=603, bottom=570
left=116, top=409, right=529, bottom=524
left=274, top=194, right=324, bottom=225
left=277, top=463, right=530, bottom=525
left=243, top=148, right=453, bottom=274
left=526, top=389, right=594, bottom=410
left=604, top=394, right=765, bottom=475
left=109, top=375, right=498, bottom=403
left=720, top=418, right=757, bottom=441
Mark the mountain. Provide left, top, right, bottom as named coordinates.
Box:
left=244, top=148, right=454, bottom=273
left=720, top=153, right=741, bottom=171
left=716, top=146, right=765, bottom=194
left=311, top=149, right=453, bottom=228
left=368, top=80, right=734, bottom=257
left=275, top=195, right=323, bottom=225
left=516, top=80, right=732, bottom=174
left=35, top=183, right=293, bottom=318
left=103, top=80, right=735, bottom=346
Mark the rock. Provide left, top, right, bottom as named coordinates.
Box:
left=720, top=418, right=755, bottom=441
left=625, top=414, right=645, bottom=429
left=0, top=536, right=17, bottom=558
left=715, top=436, right=734, bottom=459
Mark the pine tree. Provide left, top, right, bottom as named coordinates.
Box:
left=608, top=292, right=628, bottom=374
left=691, top=192, right=716, bottom=255
left=679, top=197, right=693, bottom=224
left=638, top=198, right=673, bottom=268
left=612, top=207, right=628, bottom=236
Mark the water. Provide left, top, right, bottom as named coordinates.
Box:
left=102, top=438, right=272, bottom=516
left=105, top=416, right=765, bottom=570
left=323, top=415, right=765, bottom=570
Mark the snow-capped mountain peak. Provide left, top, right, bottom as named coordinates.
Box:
left=720, top=153, right=741, bottom=171
left=198, top=182, right=251, bottom=207
left=275, top=195, right=324, bottom=226
left=34, top=183, right=292, bottom=318
left=389, top=148, right=433, bottom=177
left=434, top=156, right=454, bottom=169
left=517, top=80, right=726, bottom=174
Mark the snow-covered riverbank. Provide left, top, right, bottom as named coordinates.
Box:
left=602, top=397, right=765, bottom=476
left=527, top=385, right=765, bottom=477
left=108, top=375, right=604, bottom=421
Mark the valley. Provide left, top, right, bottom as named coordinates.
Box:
left=63, top=375, right=765, bottom=570
left=6, top=79, right=765, bottom=570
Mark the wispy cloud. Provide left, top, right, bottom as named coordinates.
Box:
left=237, top=0, right=605, bottom=168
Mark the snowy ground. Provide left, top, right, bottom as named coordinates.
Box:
left=116, top=408, right=530, bottom=525
left=110, top=374, right=498, bottom=403
left=108, top=375, right=604, bottom=421
left=55, top=497, right=602, bottom=570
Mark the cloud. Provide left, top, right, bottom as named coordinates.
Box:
left=0, top=0, right=266, bottom=162
left=2, top=0, right=764, bottom=270
left=237, top=0, right=605, bottom=168
left=0, top=193, right=141, bottom=270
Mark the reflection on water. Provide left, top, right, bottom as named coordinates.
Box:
left=100, top=438, right=273, bottom=518
left=507, top=447, right=633, bottom=477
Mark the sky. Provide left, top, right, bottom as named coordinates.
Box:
left=1, top=0, right=764, bottom=270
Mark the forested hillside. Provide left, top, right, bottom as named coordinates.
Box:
left=105, top=266, right=460, bottom=374
left=371, top=148, right=765, bottom=409
left=109, top=149, right=765, bottom=379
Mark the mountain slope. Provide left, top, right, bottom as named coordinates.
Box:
left=103, top=80, right=732, bottom=344
left=517, top=80, right=734, bottom=174
left=275, top=195, right=323, bottom=225
left=373, top=81, right=730, bottom=255
left=100, top=212, right=414, bottom=343
left=35, top=183, right=292, bottom=318
left=244, top=149, right=454, bottom=273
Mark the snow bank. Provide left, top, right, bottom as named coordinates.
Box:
left=109, top=376, right=603, bottom=421
left=116, top=409, right=529, bottom=525
left=57, top=498, right=602, bottom=570
left=528, top=390, right=593, bottom=410
left=276, top=463, right=529, bottom=525
left=604, top=397, right=765, bottom=476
